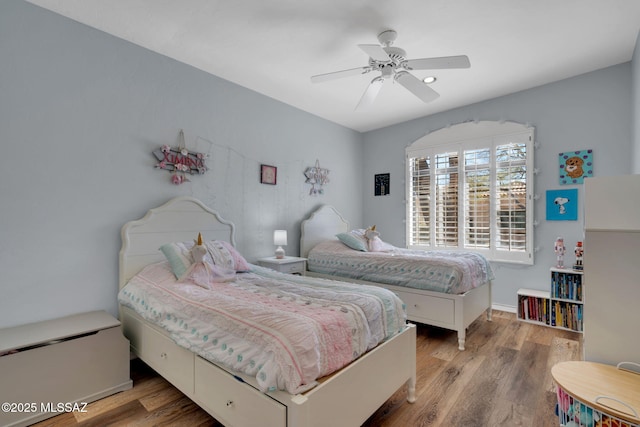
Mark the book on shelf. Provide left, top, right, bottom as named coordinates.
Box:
left=551, top=269, right=583, bottom=301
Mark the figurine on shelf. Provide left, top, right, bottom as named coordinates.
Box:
left=573, top=241, right=584, bottom=270
left=554, top=237, right=566, bottom=268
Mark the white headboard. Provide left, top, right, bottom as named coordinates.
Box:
left=119, top=197, right=236, bottom=289
left=300, top=205, right=349, bottom=258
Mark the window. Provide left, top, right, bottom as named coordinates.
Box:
left=406, top=121, right=534, bottom=264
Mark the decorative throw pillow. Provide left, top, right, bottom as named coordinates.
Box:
left=159, top=241, right=194, bottom=279
left=336, top=229, right=368, bottom=251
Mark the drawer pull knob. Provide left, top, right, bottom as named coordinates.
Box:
left=160, top=352, right=167, bottom=359
left=226, top=400, right=234, bottom=407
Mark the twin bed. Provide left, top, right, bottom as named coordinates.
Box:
left=118, top=197, right=416, bottom=427
left=118, top=197, right=493, bottom=426
left=300, top=205, right=493, bottom=351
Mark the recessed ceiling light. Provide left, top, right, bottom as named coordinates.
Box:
left=423, top=76, right=437, bottom=84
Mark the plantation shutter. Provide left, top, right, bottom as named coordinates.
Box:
left=434, top=152, right=459, bottom=247
left=495, top=138, right=529, bottom=253
left=464, top=147, right=491, bottom=249
left=406, top=122, right=534, bottom=265
left=408, top=155, right=431, bottom=245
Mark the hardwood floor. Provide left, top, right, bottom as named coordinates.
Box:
left=34, top=311, right=581, bottom=427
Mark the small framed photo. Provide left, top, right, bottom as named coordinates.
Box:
left=260, top=164, right=277, bottom=185
left=375, top=173, right=390, bottom=196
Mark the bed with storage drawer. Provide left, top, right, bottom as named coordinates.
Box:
left=118, top=196, right=416, bottom=427
left=300, top=204, right=493, bottom=351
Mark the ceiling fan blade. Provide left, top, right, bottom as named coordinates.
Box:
left=310, top=66, right=371, bottom=83
left=358, top=44, right=391, bottom=62
left=403, top=55, right=471, bottom=70
left=394, top=71, right=439, bottom=103
left=355, top=77, right=384, bottom=110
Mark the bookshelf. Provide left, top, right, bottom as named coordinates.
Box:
left=517, top=268, right=583, bottom=332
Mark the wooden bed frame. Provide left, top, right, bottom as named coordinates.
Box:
left=118, top=197, right=416, bottom=427
left=300, top=204, right=492, bottom=351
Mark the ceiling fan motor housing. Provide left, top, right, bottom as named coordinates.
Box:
left=369, top=46, right=407, bottom=76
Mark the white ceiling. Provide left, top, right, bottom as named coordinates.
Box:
left=25, top=0, right=640, bottom=132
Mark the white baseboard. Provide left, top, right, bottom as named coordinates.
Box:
left=492, top=303, right=516, bottom=313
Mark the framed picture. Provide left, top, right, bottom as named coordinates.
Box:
left=559, top=149, right=593, bottom=184
left=375, top=173, right=390, bottom=196
left=546, top=189, right=578, bottom=221
left=260, top=164, right=277, bottom=185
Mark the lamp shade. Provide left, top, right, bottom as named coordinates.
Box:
left=274, top=230, right=287, bottom=259
left=273, top=230, right=287, bottom=246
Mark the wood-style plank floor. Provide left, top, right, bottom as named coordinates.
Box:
left=34, top=311, right=581, bottom=427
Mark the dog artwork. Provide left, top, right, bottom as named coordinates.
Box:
left=554, top=196, right=570, bottom=214
left=564, top=157, right=584, bottom=179
left=546, top=189, right=578, bottom=221
left=559, top=150, right=593, bottom=184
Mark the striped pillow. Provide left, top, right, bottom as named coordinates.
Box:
left=336, top=230, right=368, bottom=251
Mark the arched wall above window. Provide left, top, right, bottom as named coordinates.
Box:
left=409, top=121, right=533, bottom=149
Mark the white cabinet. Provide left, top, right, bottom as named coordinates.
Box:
left=583, top=174, right=640, bottom=366
left=0, top=311, right=132, bottom=427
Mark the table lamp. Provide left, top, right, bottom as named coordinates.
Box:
left=274, top=230, right=287, bottom=259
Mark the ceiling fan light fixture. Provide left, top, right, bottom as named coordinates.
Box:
left=310, top=30, right=470, bottom=108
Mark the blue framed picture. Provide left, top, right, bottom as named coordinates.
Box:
left=546, top=189, right=578, bottom=221
left=559, top=149, right=593, bottom=184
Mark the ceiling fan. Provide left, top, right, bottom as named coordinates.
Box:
left=311, top=30, right=470, bottom=110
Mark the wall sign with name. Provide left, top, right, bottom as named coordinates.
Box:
left=153, top=130, right=208, bottom=185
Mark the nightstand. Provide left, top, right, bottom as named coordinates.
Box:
left=257, top=256, right=307, bottom=275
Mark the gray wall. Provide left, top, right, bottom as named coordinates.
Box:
left=1, top=0, right=637, bottom=327
left=0, top=1, right=363, bottom=328
left=362, top=63, right=633, bottom=309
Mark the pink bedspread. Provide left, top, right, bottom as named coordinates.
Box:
left=118, top=261, right=406, bottom=394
